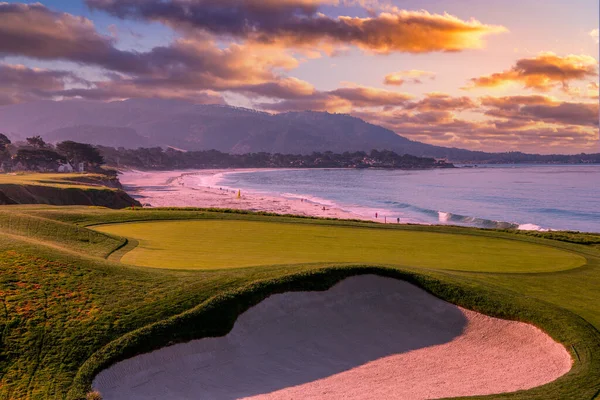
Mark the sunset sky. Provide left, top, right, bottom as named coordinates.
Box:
left=0, top=0, right=598, bottom=154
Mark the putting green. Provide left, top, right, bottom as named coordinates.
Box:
left=94, top=220, right=585, bottom=272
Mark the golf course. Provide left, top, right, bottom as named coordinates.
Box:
left=1, top=206, right=600, bottom=399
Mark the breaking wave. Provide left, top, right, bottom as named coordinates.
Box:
left=381, top=201, right=546, bottom=230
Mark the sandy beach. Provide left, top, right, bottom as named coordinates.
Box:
left=119, top=169, right=376, bottom=221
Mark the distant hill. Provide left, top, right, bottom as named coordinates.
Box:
left=0, top=99, right=597, bottom=163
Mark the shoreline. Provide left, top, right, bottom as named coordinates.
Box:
left=119, top=169, right=380, bottom=222
left=118, top=169, right=595, bottom=232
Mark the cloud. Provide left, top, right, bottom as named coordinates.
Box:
left=261, top=89, right=598, bottom=153
left=232, top=77, right=316, bottom=99
left=329, top=86, right=414, bottom=107
left=258, top=85, right=413, bottom=112
left=66, top=38, right=315, bottom=102
left=0, top=2, right=505, bottom=115
left=467, top=52, right=598, bottom=92
left=0, top=63, right=80, bottom=105
left=0, top=3, right=295, bottom=80
left=0, top=3, right=319, bottom=102
left=384, top=70, right=435, bottom=86
left=404, top=92, right=477, bottom=111
left=588, top=81, right=599, bottom=98
left=87, top=0, right=506, bottom=54
left=0, top=3, right=143, bottom=73
left=57, top=82, right=226, bottom=104
left=353, top=106, right=598, bottom=153
left=518, top=103, right=599, bottom=127
left=481, top=95, right=599, bottom=127
left=591, top=29, right=599, bottom=43
left=479, top=95, right=557, bottom=110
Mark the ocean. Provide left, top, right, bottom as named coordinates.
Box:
left=211, top=165, right=600, bottom=233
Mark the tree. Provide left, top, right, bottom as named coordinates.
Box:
left=56, top=141, right=104, bottom=166
left=0, top=134, right=11, bottom=163
left=26, top=135, right=47, bottom=149
left=14, top=148, right=65, bottom=170
left=0, top=133, right=10, bottom=151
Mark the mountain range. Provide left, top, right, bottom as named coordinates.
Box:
left=0, top=99, right=597, bottom=163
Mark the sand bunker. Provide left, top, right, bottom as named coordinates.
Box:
left=93, top=275, right=571, bottom=400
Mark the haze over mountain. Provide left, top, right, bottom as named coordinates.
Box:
left=0, top=99, right=596, bottom=162
left=44, top=125, right=152, bottom=149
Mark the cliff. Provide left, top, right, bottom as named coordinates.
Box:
left=0, top=173, right=140, bottom=209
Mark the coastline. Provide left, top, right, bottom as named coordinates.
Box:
left=119, top=169, right=378, bottom=222
left=118, top=168, right=599, bottom=233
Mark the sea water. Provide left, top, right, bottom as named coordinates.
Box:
left=216, top=165, right=600, bottom=233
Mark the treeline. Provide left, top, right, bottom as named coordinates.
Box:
left=463, top=151, right=600, bottom=164
left=0, top=134, right=104, bottom=172
left=98, top=146, right=454, bottom=170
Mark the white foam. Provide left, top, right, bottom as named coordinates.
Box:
left=438, top=211, right=451, bottom=223
left=280, top=193, right=338, bottom=207
left=517, top=224, right=549, bottom=232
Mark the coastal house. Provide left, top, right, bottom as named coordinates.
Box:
left=0, top=161, right=12, bottom=173
left=58, top=162, right=74, bottom=173
left=77, top=162, right=86, bottom=172
left=12, top=162, right=26, bottom=172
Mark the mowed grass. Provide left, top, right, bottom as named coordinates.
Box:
left=93, top=220, right=585, bottom=272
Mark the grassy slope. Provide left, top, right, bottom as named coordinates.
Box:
left=0, top=206, right=598, bottom=399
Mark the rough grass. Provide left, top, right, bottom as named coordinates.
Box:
left=0, top=210, right=124, bottom=258
left=0, top=206, right=598, bottom=399
left=93, top=220, right=585, bottom=273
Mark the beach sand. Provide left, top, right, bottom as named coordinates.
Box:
left=119, top=169, right=375, bottom=221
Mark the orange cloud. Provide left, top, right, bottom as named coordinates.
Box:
left=467, top=53, right=598, bottom=92
left=404, top=93, right=477, bottom=111
left=354, top=106, right=598, bottom=154
left=587, top=81, right=599, bottom=98
left=384, top=70, right=435, bottom=86
left=479, top=95, right=558, bottom=110
left=88, top=1, right=507, bottom=54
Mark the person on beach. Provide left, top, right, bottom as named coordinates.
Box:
left=397, top=217, right=400, bottom=224
left=375, top=212, right=378, bottom=218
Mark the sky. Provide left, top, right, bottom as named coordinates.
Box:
left=0, top=0, right=598, bottom=154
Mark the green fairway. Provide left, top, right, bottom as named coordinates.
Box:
left=94, top=220, right=585, bottom=272
left=0, top=206, right=599, bottom=400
